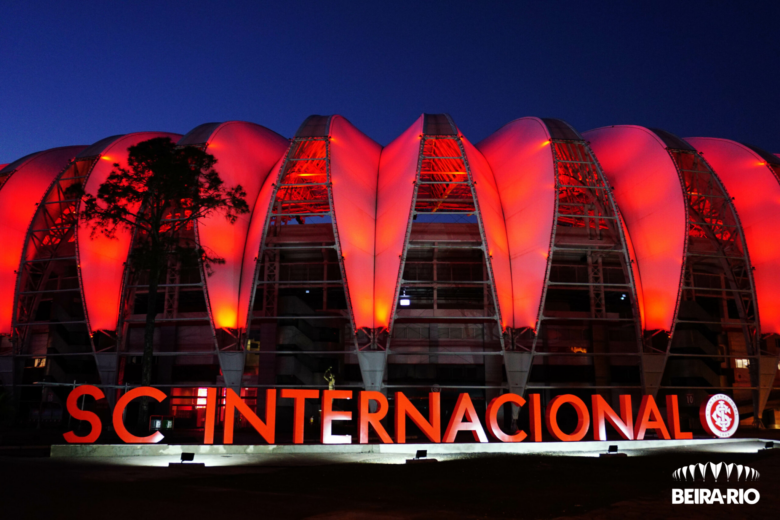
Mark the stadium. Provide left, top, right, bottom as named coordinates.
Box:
left=1, top=113, right=778, bottom=440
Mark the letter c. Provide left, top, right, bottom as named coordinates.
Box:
left=486, top=393, right=527, bottom=442
left=113, top=387, right=167, bottom=443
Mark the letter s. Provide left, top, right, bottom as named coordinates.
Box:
left=63, top=385, right=105, bottom=443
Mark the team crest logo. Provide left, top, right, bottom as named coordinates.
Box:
left=700, top=394, right=739, bottom=438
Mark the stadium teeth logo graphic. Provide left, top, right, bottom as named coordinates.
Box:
left=699, top=394, right=739, bottom=438
left=672, top=462, right=760, bottom=482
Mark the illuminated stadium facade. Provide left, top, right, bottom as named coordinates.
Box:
left=1, top=114, right=779, bottom=437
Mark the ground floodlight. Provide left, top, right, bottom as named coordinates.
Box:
left=406, top=449, right=437, bottom=464
left=168, top=451, right=204, bottom=468
left=600, top=445, right=626, bottom=458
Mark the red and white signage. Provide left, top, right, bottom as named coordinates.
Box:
left=62, top=385, right=715, bottom=445
left=699, top=394, right=739, bottom=438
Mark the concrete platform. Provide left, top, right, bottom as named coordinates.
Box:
left=50, top=438, right=775, bottom=467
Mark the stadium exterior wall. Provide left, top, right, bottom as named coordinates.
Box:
left=0, top=114, right=778, bottom=438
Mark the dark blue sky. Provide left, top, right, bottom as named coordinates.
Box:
left=1, top=1, right=778, bottom=162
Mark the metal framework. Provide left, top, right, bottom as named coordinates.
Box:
left=387, top=114, right=505, bottom=390
left=651, top=142, right=761, bottom=414
left=245, top=118, right=357, bottom=390
left=509, top=130, right=642, bottom=391
left=12, top=156, right=105, bottom=346
left=114, top=206, right=222, bottom=390
left=9, top=153, right=108, bottom=417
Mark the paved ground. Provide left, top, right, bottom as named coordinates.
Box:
left=1, top=446, right=778, bottom=519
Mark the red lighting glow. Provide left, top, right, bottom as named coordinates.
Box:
left=687, top=137, right=780, bottom=334
left=188, top=122, right=288, bottom=331
left=4, top=116, right=777, bottom=360
left=477, top=118, right=557, bottom=330
left=62, top=386, right=707, bottom=446
left=0, top=146, right=86, bottom=334
left=78, top=133, right=182, bottom=334
left=585, top=126, right=687, bottom=332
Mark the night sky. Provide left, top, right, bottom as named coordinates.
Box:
left=1, top=1, right=778, bottom=162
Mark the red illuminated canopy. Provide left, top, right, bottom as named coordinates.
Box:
left=177, top=122, right=288, bottom=331
left=77, top=133, right=182, bottom=334
left=687, top=137, right=780, bottom=334
left=374, top=116, right=423, bottom=329
left=328, top=116, right=382, bottom=331
left=584, top=126, right=687, bottom=333
left=0, top=147, right=86, bottom=334
left=1, top=116, right=777, bottom=348
left=478, top=118, right=556, bottom=330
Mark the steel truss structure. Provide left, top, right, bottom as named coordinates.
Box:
left=385, top=115, right=504, bottom=395
left=11, top=147, right=113, bottom=410
left=648, top=135, right=761, bottom=418
left=508, top=120, right=643, bottom=394
left=116, top=201, right=220, bottom=392
left=245, top=116, right=356, bottom=396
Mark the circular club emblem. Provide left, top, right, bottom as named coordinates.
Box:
left=699, top=394, right=739, bottom=438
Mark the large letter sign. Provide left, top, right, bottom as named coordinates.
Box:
left=358, top=391, right=393, bottom=444
left=63, top=385, right=105, bottom=443
left=545, top=395, right=590, bottom=442
left=321, top=390, right=353, bottom=444
left=443, top=393, right=488, bottom=443
left=486, top=393, right=527, bottom=442
left=113, top=387, right=167, bottom=444
left=224, top=388, right=276, bottom=444
left=61, top=386, right=736, bottom=446
left=591, top=395, right=633, bottom=441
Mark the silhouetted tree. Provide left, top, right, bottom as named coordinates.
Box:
left=71, top=137, right=248, bottom=429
